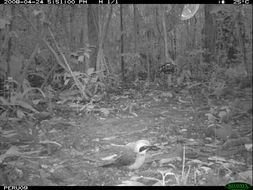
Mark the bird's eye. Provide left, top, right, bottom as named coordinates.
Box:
left=139, top=146, right=149, bottom=152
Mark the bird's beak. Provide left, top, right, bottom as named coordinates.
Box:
left=139, top=145, right=160, bottom=152
left=146, top=145, right=160, bottom=151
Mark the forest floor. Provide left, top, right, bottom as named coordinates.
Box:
left=1, top=82, right=252, bottom=186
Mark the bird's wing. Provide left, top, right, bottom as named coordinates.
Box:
left=113, top=151, right=136, bottom=166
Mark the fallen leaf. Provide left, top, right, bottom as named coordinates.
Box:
left=239, top=170, right=252, bottom=182
left=103, top=136, right=116, bottom=141
left=117, top=180, right=144, bottom=186
left=208, top=156, right=226, bottom=162
left=245, top=144, right=252, bottom=152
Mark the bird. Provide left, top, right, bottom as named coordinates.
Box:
left=100, top=140, right=157, bottom=170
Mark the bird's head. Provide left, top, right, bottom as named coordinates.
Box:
left=134, top=140, right=151, bottom=154
left=134, top=140, right=160, bottom=155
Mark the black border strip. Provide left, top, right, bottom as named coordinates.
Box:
left=1, top=0, right=253, bottom=4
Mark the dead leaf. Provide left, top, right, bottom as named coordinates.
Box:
left=118, top=180, right=145, bottom=186
left=245, top=144, right=252, bottom=152
left=239, top=170, right=252, bottom=182
left=102, top=136, right=116, bottom=141
left=99, top=108, right=110, bottom=116
left=152, top=181, right=163, bottom=186
left=160, top=157, right=181, bottom=166
left=0, top=146, right=21, bottom=163
left=208, top=156, right=226, bottom=162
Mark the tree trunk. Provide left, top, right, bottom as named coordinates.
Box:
left=133, top=5, right=139, bottom=80
left=120, top=4, right=125, bottom=82
left=88, top=5, right=99, bottom=70
left=70, top=6, right=75, bottom=50
left=166, top=4, right=184, bottom=33
left=162, top=6, right=169, bottom=63
left=162, top=4, right=184, bottom=62
left=203, top=4, right=216, bottom=62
